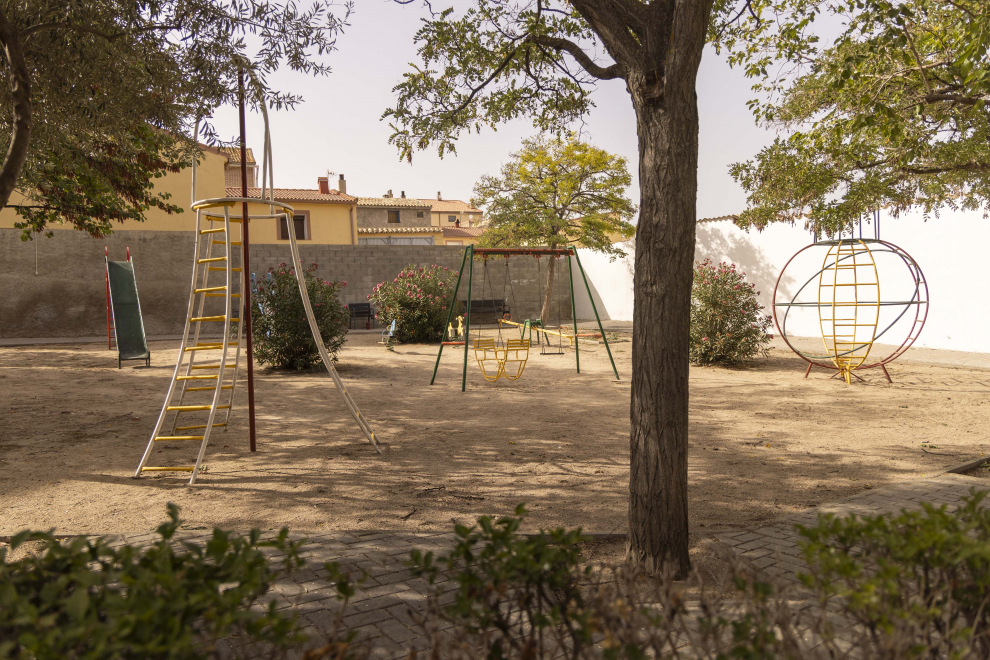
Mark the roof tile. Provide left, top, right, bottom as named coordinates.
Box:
left=442, top=227, right=485, bottom=238
left=356, top=197, right=433, bottom=208
left=226, top=187, right=355, bottom=203
left=358, top=227, right=443, bottom=234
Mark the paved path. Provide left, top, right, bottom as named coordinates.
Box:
left=95, top=472, right=988, bottom=658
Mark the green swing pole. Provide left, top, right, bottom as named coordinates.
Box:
left=571, top=246, right=619, bottom=380
left=430, top=246, right=470, bottom=385
left=462, top=245, right=475, bottom=392
left=567, top=251, right=579, bottom=374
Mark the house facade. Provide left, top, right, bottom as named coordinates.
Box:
left=418, top=193, right=484, bottom=228
left=356, top=191, right=443, bottom=244
left=233, top=176, right=357, bottom=245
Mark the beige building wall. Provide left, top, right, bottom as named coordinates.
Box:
left=0, top=148, right=228, bottom=233
left=243, top=201, right=356, bottom=245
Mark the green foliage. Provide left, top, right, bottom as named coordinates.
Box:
left=798, top=489, right=990, bottom=657
left=369, top=265, right=462, bottom=344
left=0, top=503, right=308, bottom=659
left=714, top=0, right=990, bottom=233
left=3, top=0, right=349, bottom=238
left=690, top=259, right=772, bottom=365
left=252, top=263, right=349, bottom=370
left=474, top=133, right=636, bottom=255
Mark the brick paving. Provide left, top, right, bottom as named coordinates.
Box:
left=91, top=473, right=987, bottom=658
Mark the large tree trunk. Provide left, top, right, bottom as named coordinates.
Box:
left=0, top=6, right=32, bottom=211
left=624, top=1, right=711, bottom=578
left=540, top=255, right=555, bottom=323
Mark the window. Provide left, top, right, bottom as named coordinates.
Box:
left=416, top=211, right=425, bottom=218
left=448, top=215, right=457, bottom=223
left=387, top=210, right=400, bottom=224
left=278, top=212, right=309, bottom=240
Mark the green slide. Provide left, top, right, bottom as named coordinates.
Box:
left=106, top=254, right=151, bottom=368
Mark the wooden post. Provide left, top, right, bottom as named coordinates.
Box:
left=239, top=70, right=257, bottom=452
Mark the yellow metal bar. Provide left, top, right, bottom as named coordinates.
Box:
left=175, top=423, right=226, bottom=431
left=190, top=315, right=240, bottom=323
left=190, top=364, right=221, bottom=369
left=166, top=404, right=230, bottom=411
left=141, top=466, right=195, bottom=472
left=184, top=345, right=225, bottom=352
left=194, top=286, right=227, bottom=293
left=199, top=228, right=226, bottom=235
left=187, top=385, right=233, bottom=392
left=177, top=375, right=218, bottom=380
left=198, top=257, right=226, bottom=264
left=154, top=435, right=205, bottom=441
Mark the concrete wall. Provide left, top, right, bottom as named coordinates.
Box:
left=0, top=231, right=570, bottom=338
left=356, top=206, right=432, bottom=228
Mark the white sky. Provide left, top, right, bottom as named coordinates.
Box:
left=213, top=1, right=778, bottom=219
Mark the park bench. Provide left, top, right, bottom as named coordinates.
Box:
left=347, top=302, right=375, bottom=329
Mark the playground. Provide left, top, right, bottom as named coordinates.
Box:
left=2, top=331, right=988, bottom=539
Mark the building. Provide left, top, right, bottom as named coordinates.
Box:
left=418, top=193, right=484, bottom=228
left=441, top=226, right=485, bottom=246
left=233, top=176, right=357, bottom=245
left=355, top=191, right=441, bottom=244
left=221, top=147, right=258, bottom=187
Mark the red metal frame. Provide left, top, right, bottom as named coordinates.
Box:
left=772, top=239, right=929, bottom=382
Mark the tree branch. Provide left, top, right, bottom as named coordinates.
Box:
left=528, top=34, right=624, bottom=80
left=0, top=5, right=32, bottom=212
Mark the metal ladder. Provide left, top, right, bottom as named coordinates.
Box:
left=134, top=204, right=244, bottom=484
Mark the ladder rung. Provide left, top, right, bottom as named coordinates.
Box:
left=190, top=316, right=240, bottom=323
left=167, top=404, right=230, bottom=411
left=194, top=286, right=227, bottom=293
left=213, top=241, right=242, bottom=245
left=176, top=423, right=227, bottom=431
left=155, top=435, right=205, bottom=441
left=197, top=341, right=237, bottom=347
left=205, top=293, right=240, bottom=297
left=184, top=345, right=227, bottom=352
left=191, top=365, right=221, bottom=370
left=209, top=267, right=242, bottom=272
left=209, top=217, right=243, bottom=223
left=187, top=385, right=233, bottom=392
left=141, top=466, right=196, bottom=472
left=200, top=228, right=226, bottom=235
left=198, top=257, right=226, bottom=264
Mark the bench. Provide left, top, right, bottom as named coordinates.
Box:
left=346, top=302, right=375, bottom=329
left=460, top=299, right=510, bottom=323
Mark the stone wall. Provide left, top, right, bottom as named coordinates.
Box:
left=0, top=229, right=571, bottom=338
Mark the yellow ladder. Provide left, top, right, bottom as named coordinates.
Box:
left=134, top=205, right=244, bottom=484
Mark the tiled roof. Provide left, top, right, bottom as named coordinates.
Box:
left=358, top=227, right=443, bottom=234
left=698, top=214, right=740, bottom=224
left=357, top=197, right=433, bottom=208
left=226, top=187, right=356, bottom=203
left=219, top=147, right=256, bottom=164
left=417, top=199, right=483, bottom=214
left=442, top=227, right=485, bottom=238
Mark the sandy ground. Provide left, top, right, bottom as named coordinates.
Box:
left=2, top=331, right=989, bottom=543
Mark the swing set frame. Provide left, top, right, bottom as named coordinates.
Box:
left=429, top=245, right=620, bottom=391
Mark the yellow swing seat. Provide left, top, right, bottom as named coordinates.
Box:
left=474, top=338, right=503, bottom=382
left=499, top=339, right=531, bottom=380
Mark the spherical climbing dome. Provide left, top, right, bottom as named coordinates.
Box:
left=773, top=239, right=928, bottom=384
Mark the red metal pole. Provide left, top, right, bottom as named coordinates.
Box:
left=105, top=247, right=113, bottom=349
left=239, top=70, right=258, bottom=453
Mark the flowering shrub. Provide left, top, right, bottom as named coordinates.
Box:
left=252, top=262, right=349, bottom=370
left=370, top=264, right=463, bottom=343
left=690, top=259, right=772, bottom=365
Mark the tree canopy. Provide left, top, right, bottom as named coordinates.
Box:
left=0, top=0, right=349, bottom=238
left=719, top=0, right=990, bottom=233
left=473, top=133, right=635, bottom=321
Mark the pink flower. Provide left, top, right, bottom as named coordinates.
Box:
left=342, top=281, right=347, bottom=286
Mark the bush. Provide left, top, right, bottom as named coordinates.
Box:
left=690, top=259, right=772, bottom=365
left=0, top=504, right=362, bottom=660
left=252, top=262, right=349, bottom=370
left=369, top=264, right=462, bottom=343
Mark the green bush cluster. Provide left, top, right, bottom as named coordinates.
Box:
left=690, top=258, right=772, bottom=365
left=251, top=262, right=350, bottom=370
left=369, top=264, right=462, bottom=343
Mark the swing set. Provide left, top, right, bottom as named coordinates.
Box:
left=430, top=245, right=619, bottom=391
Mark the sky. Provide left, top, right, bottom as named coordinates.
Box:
left=212, top=1, right=779, bottom=219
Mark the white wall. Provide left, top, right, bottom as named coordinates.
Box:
left=575, top=208, right=989, bottom=354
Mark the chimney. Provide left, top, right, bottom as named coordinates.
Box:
left=318, top=176, right=329, bottom=194
left=386, top=189, right=393, bottom=198
left=401, top=191, right=406, bottom=198
left=455, top=219, right=460, bottom=228
left=437, top=191, right=442, bottom=200
left=338, top=174, right=346, bottom=194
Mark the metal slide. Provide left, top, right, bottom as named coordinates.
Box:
left=105, top=250, right=151, bottom=368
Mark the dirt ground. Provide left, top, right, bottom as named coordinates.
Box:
left=2, top=331, right=989, bottom=546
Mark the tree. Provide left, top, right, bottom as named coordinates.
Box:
left=473, top=133, right=636, bottom=323
left=382, top=0, right=764, bottom=576
left=722, top=0, right=990, bottom=233
left=0, top=0, right=348, bottom=239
